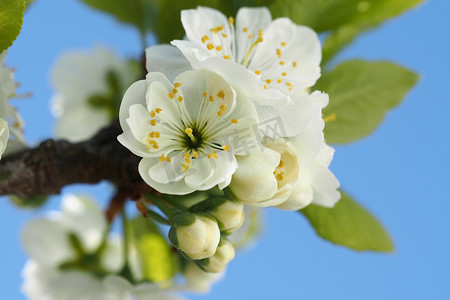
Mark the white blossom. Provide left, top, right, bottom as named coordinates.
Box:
left=146, top=6, right=322, bottom=137
left=0, top=51, right=26, bottom=155
left=51, top=46, right=138, bottom=142
left=118, top=70, right=260, bottom=195
left=229, top=91, right=340, bottom=208
left=21, top=194, right=182, bottom=300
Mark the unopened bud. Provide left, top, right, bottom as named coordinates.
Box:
left=169, top=212, right=220, bottom=260
left=196, top=238, right=235, bottom=273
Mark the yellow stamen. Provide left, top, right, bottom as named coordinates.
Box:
left=282, top=72, right=287, bottom=76
left=150, top=111, right=156, bottom=118
left=281, top=42, right=287, bottom=47
left=192, top=151, right=198, bottom=158
left=264, top=85, right=268, bottom=89
left=242, top=37, right=264, bottom=66
left=168, top=93, right=174, bottom=99
left=150, top=119, right=157, bottom=126
left=275, top=172, right=284, bottom=181
left=209, top=95, right=214, bottom=102
left=222, top=145, right=230, bottom=151
left=222, top=33, right=227, bottom=38
left=203, top=91, right=208, bottom=98
left=174, top=82, right=182, bottom=88
left=217, top=90, right=225, bottom=99
left=172, top=88, right=177, bottom=94
left=255, top=69, right=261, bottom=75
left=243, top=27, right=248, bottom=32
left=228, top=17, right=234, bottom=25
left=277, top=79, right=282, bottom=83
left=293, top=61, right=297, bottom=67
left=217, top=111, right=223, bottom=117
left=231, top=119, right=238, bottom=124
left=224, top=55, right=230, bottom=59
left=201, top=35, right=209, bottom=43
left=208, top=150, right=218, bottom=159
left=155, top=108, right=162, bottom=113
left=276, top=49, right=282, bottom=58
left=166, top=157, right=171, bottom=162
left=266, top=79, right=272, bottom=84
left=248, top=34, right=253, bottom=39
left=210, top=25, right=224, bottom=34
left=178, top=96, right=183, bottom=102
left=258, top=29, right=264, bottom=37
left=155, top=132, right=160, bottom=138
left=220, top=104, right=227, bottom=111
left=279, top=61, right=285, bottom=66
left=216, top=45, right=223, bottom=51
left=323, top=113, right=337, bottom=123
left=207, top=43, right=214, bottom=50
left=160, top=154, right=166, bottom=162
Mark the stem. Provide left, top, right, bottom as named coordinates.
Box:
left=147, top=194, right=173, bottom=218
left=121, top=208, right=130, bottom=268
left=146, top=209, right=171, bottom=225
left=139, top=30, right=148, bottom=49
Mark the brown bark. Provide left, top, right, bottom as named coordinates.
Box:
left=0, top=120, right=152, bottom=200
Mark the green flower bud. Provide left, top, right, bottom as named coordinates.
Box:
left=196, top=238, right=235, bottom=273
left=169, top=213, right=220, bottom=260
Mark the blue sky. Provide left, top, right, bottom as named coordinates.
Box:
left=1, top=0, right=449, bottom=299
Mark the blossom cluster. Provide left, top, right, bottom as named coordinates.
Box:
left=19, top=6, right=341, bottom=299
left=119, top=6, right=340, bottom=272
left=0, top=51, right=26, bottom=159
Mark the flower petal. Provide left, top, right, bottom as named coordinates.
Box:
left=139, top=157, right=194, bottom=195
left=235, top=7, right=272, bottom=64
left=21, top=217, right=74, bottom=267
left=229, top=148, right=280, bottom=205
left=146, top=44, right=192, bottom=82
left=60, top=194, right=107, bottom=252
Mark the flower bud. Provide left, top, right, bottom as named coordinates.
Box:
left=209, top=201, right=244, bottom=234
left=189, top=196, right=244, bottom=234
left=196, top=238, right=235, bottom=273
left=169, top=213, right=220, bottom=260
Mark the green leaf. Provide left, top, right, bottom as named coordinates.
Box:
left=0, top=0, right=25, bottom=53
left=9, top=195, right=48, bottom=209
left=300, top=191, right=394, bottom=252
left=80, top=0, right=162, bottom=34
left=315, top=60, right=418, bottom=144
left=322, top=0, right=424, bottom=64
left=270, top=0, right=360, bottom=32
left=128, top=216, right=176, bottom=282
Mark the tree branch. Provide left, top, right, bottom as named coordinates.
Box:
left=0, top=120, right=152, bottom=199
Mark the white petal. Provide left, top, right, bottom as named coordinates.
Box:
left=119, top=80, right=148, bottom=132
left=118, top=131, right=153, bottom=158
left=60, top=194, right=107, bottom=252
left=235, top=7, right=272, bottom=64
left=185, top=156, right=215, bottom=189
left=0, top=118, right=9, bottom=159
left=181, top=7, right=229, bottom=47
left=251, top=18, right=322, bottom=92
left=229, top=148, right=280, bottom=204
left=21, top=218, right=74, bottom=267
left=146, top=44, right=191, bottom=82
left=139, top=157, right=194, bottom=195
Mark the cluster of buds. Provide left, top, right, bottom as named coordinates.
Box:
left=168, top=197, right=244, bottom=273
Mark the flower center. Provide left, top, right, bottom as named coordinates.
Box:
left=184, top=127, right=203, bottom=150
